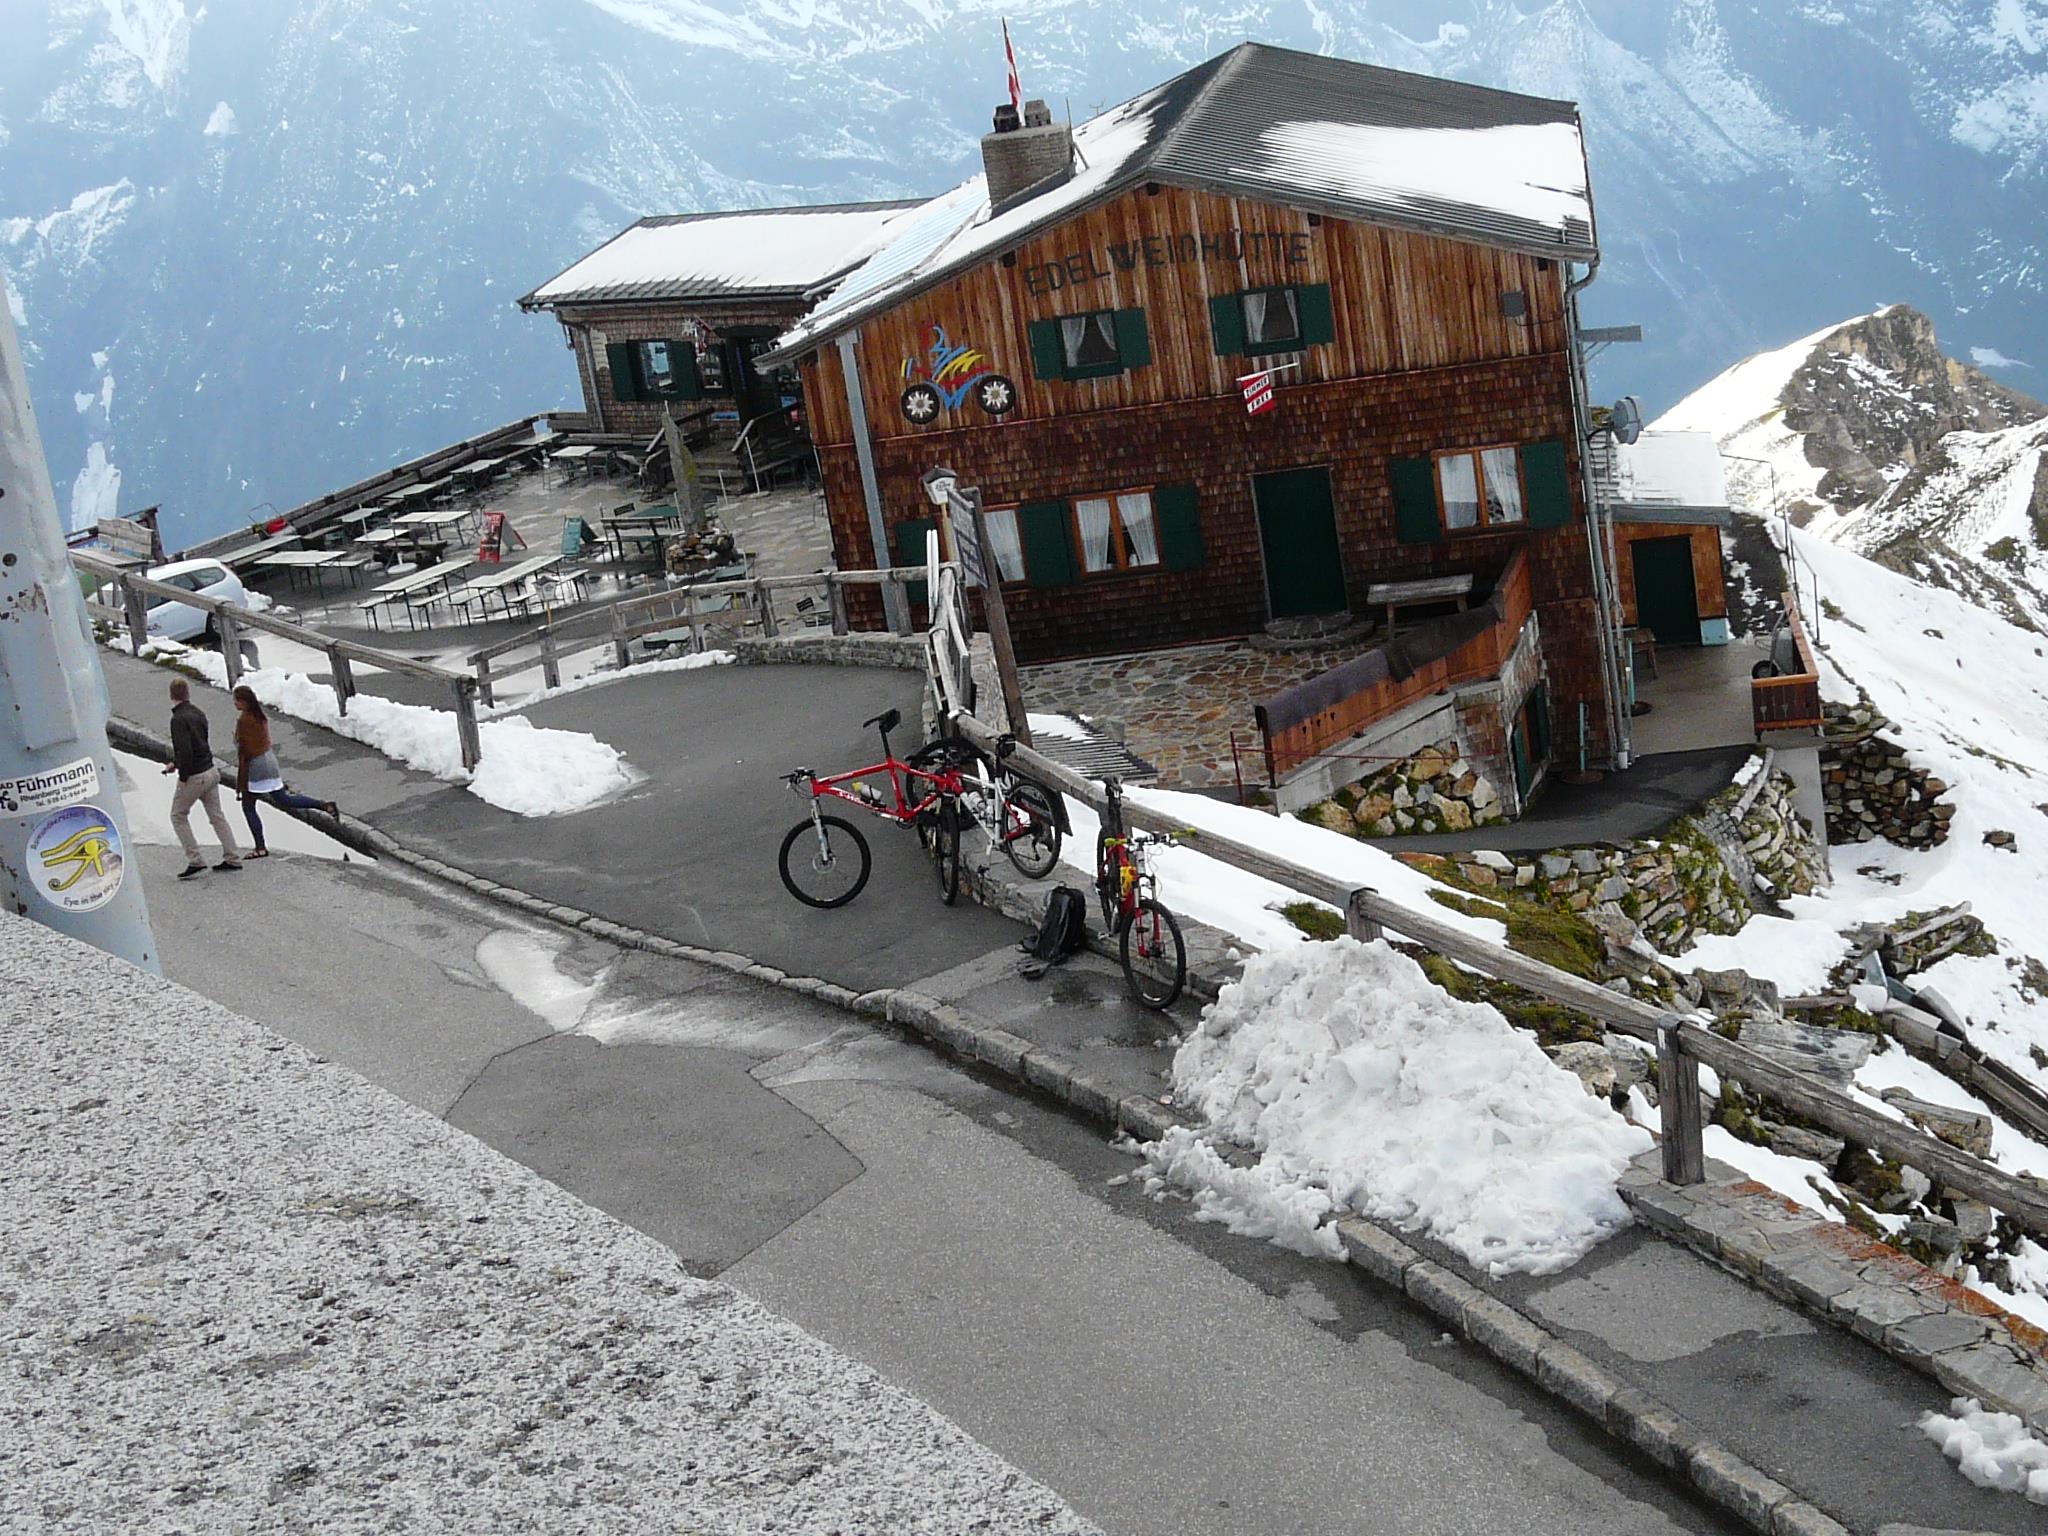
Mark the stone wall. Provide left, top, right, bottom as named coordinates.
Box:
left=1723, top=754, right=1830, bottom=900
left=1302, top=736, right=1509, bottom=837
left=1821, top=700, right=1954, bottom=848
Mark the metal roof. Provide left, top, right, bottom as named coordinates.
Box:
left=517, top=201, right=923, bottom=310
left=767, top=42, right=1597, bottom=363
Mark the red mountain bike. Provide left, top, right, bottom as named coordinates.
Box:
left=779, top=709, right=1063, bottom=909
left=1095, top=776, right=1186, bottom=1009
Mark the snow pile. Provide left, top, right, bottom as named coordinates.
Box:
left=1168, top=938, right=1651, bottom=1277
left=1139, top=1129, right=1344, bottom=1260
left=159, top=646, right=633, bottom=817
left=1920, top=1398, right=2048, bottom=1503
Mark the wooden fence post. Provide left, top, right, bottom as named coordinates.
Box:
left=330, top=650, right=356, bottom=717
left=214, top=607, right=243, bottom=688
left=540, top=627, right=560, bottom=691
left=475, top=655, right=495, bottom=709
left=756, top=579, right=778, bottom=638
left=1657, top=1017, right=1705, bottom=1186
left=893, top=575, right=915, bottom=638
left=829, top=576, right=849, bottom=637
left=1344, top=888, right=1383, bottom=943
left=685, top=589, right=702, bottom=654
left=121, top=578, right=148, bottom=654
left=453, top=679, right=483, bottom=772
left=610, top=604, right=631, bottom=670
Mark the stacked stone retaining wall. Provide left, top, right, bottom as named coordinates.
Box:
left=1821, top=701, right=1953, bottom=848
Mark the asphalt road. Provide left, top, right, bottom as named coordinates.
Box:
left=122, top=782, right=1734, bottom=1536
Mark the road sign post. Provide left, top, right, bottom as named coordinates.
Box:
left=0, top=278, right=160, bottom=971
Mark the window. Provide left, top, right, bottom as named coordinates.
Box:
left=1070, top=489, right=1161, bottom=575
left=982, top=506, right=1028, bottom=584
left=695, top=339, right=728, bottom=393
left=1434, top=445, right=1528, bottom=533
left=1241, top=287, right=1300, bottom=350
left=1059, top=311, right=1122, bottom=377
left=635, top=340, right=678, bottom=396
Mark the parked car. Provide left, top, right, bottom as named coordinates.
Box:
left=144, top=558, right=247, bottom=643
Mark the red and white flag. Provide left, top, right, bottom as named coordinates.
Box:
left=1002, top=19, right=1022, bottom=112
left=1240, top=369, right=1276, bottom=416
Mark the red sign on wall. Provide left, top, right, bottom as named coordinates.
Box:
left=1240, top=369, right=1276, bottom=416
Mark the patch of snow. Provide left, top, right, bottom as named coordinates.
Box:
left=1253, top=118, right=1590, bottom=237
left=482, top=648, right=734, bottom=714
left=1169, top=937, right=1651, bottom=1277
left=1611, top=430, right=1730, bottom=506
left=1024, top=711, right=1091, bottom=742
left=1139, top=1128, right=1344, bottom=1260
left=1972, top=345, right=2030, bottom=369
left=153, top=644, right=634, bottom=817
left=99, top=0, right=195, bottom=95
left=476, top=929, right=606, bottom=1033
left=1701, top=1125, right=1839, bottom=1216
left=533, top=205, right=916, bottom=303
left=1920, top=1398, right=2048, bottom=1503
left=69, top=442, right=120, bottom=531
left=202, top=99, right=235, bottom=136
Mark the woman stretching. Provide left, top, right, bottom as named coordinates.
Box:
left=232, top=685, right=338, bottom=857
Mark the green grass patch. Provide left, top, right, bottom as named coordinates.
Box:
left=1427, top=884, right=1605, bottom=979
left=1281, top=901, right=1346, bottom=942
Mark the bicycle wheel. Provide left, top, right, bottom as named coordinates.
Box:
left=1119, top=897, right=1186, bottom=1011
left=1001, top=778, right=1063, bottom=879
left=779, top=814, right=872, bottom=909
left=1094, top=833, right=1122, bottom=932
left=924, top=795, right=962, bottom=905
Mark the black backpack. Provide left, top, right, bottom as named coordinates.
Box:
left=1019, top=884, right=1090, bottom=975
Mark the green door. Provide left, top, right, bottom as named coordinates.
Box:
left=1631, top=536, right=1701, bottom=645
left=1252, top=467, right=1347, bottom=619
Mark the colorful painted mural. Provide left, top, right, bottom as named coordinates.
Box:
left=899, top=324, right=1015, bottom=423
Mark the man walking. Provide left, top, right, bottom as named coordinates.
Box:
left=162, top=679, right=242, bottom=879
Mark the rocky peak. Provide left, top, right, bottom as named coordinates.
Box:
left=1780, top=306, right=2044, bottom=512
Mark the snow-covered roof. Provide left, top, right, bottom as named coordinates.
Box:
left=518, top=201, right=922, bottom=309
left=1611, top=431, right=1731, bottom=510
left=769, top=43, right=1595, bottom=362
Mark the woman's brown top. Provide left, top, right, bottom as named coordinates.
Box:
left=234, top=710, right=271, bottom=765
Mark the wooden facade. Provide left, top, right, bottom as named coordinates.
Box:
left=795, top=178, right=1618, bottom=757
left=1611, top=519, right=1728, bottom=640
left=549, top=296, right=804, bottom=444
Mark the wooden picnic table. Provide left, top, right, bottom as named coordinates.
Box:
left=548, top=443, right=604, bottom=484
left=1366, top=572, right=1474, bottom=636
left=253, top=549, right=361, bottom=596
left=451, top=456, right=505, bottom=486
left=602, top=505, right=680, bottom=561
left=339, top=505, right=388, bottom=527
left=458, top=554, right=572, bottom=620
left=216, top=530, right=303, bottom=569
left=360, top=558, right=470, bottom=630
left=395, top=505, right=479, bottom=540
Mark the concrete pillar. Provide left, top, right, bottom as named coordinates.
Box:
left=1764, top=730, right=1830, bottom=881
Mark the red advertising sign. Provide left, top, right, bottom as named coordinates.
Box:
left=1240, top=369, right=1276, bottom=416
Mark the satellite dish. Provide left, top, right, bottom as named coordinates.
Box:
left=1609, top=395, right=1644, bottom=445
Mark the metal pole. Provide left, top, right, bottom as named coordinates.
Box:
left=0, top=280, right=160, bottom=972
left=837, top=332, right=906, bottom=633
left=950, top=485, right=1031, bottom=747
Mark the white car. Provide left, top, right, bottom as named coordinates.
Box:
left=144, top=558, right=248, bottom=643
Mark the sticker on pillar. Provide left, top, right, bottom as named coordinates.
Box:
left=26, top=804, right=126, bottom=913
left=0, top=755, right=101, bottom=817
left=899, top=325, right=1014, bottom=422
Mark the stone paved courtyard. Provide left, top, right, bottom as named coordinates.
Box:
left=1023, top=638, right=1379, bottom=789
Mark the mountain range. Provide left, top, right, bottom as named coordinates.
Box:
left=4, top=0, right=2045, bottom=551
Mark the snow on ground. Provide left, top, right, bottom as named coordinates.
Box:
left=1158, top=938, right=1651, bottom=1277
left=475, top=929, right=607, bottom=1033
left=148, top=642, right=634, bottom=817
left=1055, top=782, right=1506, bottom=956
left=1920, top=1398, right=2048, bottom=1503
left=114, top=749, right=349, bottom=862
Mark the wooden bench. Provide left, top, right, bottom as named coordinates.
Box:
left=1366, top=573, right=1474, bottom=637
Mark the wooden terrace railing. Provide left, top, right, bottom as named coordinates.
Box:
left=1255, top=551, right=1534, bottom=785
left=1751, top=591, right=1823, bottom=733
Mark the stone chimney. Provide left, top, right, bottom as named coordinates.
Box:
left=981, top=98, right=1073, bottom=213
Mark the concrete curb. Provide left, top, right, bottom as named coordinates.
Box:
left=109, top=708, right=1851, bottom=1535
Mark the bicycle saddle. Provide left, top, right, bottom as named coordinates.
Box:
left=863, top=707, right=901, bottom=734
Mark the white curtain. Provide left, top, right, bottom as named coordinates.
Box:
left=984, top=508, right=1025, bottom=583
left=1117, top=493, right=1159, bottom=566
left=1073, top=497, right=1114, bottom=571
left=1481, top=447, right=1524, bottom=523
left=1244, top=288, right=1298, bottom=345
left=1437, top=453, right=1480, bottom=530
left=1061, top=313, right=1118, bottom=368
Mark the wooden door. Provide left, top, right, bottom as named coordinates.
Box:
left=1252, top=468, right=1347, bottom=619
left=1631, top=536, right=1701, bottom=645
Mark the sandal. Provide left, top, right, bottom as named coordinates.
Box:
left=247, top=848, right=270, bottom=859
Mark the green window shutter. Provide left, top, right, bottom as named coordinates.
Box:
left=894, top=515, right=937, bottom=606
left=1294, top=283, right=1334, bottom=346
left=1027, top=319, right=1066, bottom=380
left=1113, top=308, right=1152, bottom=372
left=1528, top=683, right=1552, bottom=760
left=1155, top=483, right=1204, bottom=571
left=1208, top=293, right=1245, bottom=357
left=1389, top=456, right=1445, bottom=545
left=1018, top=499, right=1077, bottom=588
left=606, top=342, right=642, bottom=403
left=1523, top=439, right=1574, bottom=527
left=671, top=340, right=702, bottom=400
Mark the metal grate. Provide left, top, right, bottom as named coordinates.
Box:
left=1027, top=715, right=1158, bottom=783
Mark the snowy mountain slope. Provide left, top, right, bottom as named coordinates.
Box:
left=6, top=0, right=2048, bottom=549
left=1659, top=305, right=2048, bottom=626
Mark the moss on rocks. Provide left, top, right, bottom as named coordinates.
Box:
left=1281, top=901, right=1346, bottom=942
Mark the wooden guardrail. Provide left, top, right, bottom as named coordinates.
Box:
left=465, top=566, right=932, bottom=707
left=946, top=709, right=2048, bottom=1240
left=1752, top=591, right=1823, bottom=732
left=70, top=549, right=484, bottom=770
